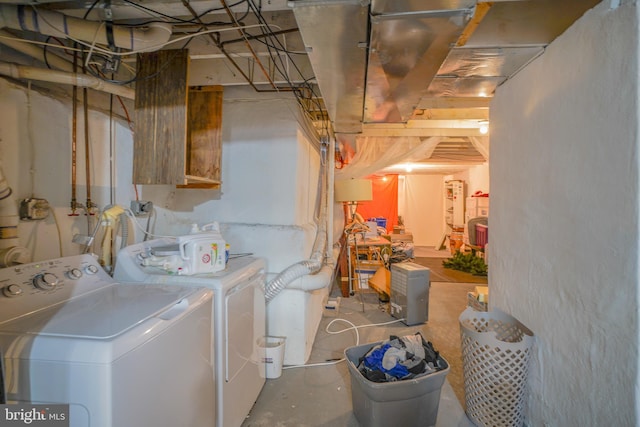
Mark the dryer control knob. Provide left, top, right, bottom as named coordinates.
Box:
left=84, top=265, right=100, bottom=275
left=3, top=284, right=23, bottom=297
left=33, top=273, right=58, bottom=290
left=67, top=268, right=83, bottom=280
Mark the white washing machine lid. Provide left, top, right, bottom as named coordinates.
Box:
left=0, top=283, right=196, bottom=339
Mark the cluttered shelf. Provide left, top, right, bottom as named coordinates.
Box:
left=340, top=226, right=415, bottom=298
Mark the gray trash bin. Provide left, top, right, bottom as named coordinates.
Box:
left=345, top=341, right=449, bottom=427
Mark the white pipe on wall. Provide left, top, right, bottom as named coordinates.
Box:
left=283, top=252, right=338, bottom=291
left=0, top=167, right=30, bottom=266
left=0, top=5, right=172, bottom=52
left=0, top=29, right=73, bottom=72
left=0, top=61, right=135, bottom=99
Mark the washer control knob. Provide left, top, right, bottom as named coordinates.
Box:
left=67, top=268, right=83, bottom=280
left=3, top=284, right=23, bottom=297
left=33, top=273, right=58, bottom=290
left=84, top=265, right=100, bottom=275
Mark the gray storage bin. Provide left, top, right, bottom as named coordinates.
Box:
left=345, top=341, right=449, bottom=427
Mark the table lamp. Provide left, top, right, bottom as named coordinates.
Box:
left=335, top=178, right=373, bottom=221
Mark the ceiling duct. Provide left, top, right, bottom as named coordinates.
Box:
left=423, top=0, right=602, bottom=101
left=364, top=0, right=474, bottom=123
left=291, top=0, right=475, bottom=133
left=290, top=0, right=369, bottom=134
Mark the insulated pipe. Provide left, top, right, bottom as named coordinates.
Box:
left=0, top=61, right=135, bottom=99
left=0, top=166, right=30, bottom=266
left=0, top=29, right=73, bottom=72
left=0, top=5, right=172, bottom=52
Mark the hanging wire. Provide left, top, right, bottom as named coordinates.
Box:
left=5, top=1, right=331, bottom=132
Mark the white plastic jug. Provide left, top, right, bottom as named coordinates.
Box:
left=177, top=234, right=226, bottom=275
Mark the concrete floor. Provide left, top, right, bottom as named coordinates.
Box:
left=242, top=248, right=477, bottom=427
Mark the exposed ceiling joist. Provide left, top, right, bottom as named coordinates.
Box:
left=359, top=127, right=486, bottom=138
left=0, top=0, right=601, bottom=176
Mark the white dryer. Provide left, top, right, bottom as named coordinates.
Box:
left=0, top=254, right=214, bottom=427
left=114, top=238, right=266, bottom=427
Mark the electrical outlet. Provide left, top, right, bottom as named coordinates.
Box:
left=19, top=198, right=50, bottom=220
left=130, top=200, right=153, bottom=216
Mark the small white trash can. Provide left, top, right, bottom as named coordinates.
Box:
left=259, top=336, right=286, bottom=379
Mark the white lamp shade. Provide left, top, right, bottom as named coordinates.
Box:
left=334, top=179, right=373, bottom=202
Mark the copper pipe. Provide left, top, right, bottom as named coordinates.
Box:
left=70, top=51, right=78, bottom=215
left=83, top=86, right=93, bottom=215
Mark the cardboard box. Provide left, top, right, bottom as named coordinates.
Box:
left=367, top=266, right=390, bottom=296
left=354, top=260, right=383, bottom=290
left=475, top=286, right=489, bottom=303
left=467, top=292, right=488, bottom=311
left=389, top=232, right=413, bottom=243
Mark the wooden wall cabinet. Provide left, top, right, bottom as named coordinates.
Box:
left=133, top=49, right=222, bottom=187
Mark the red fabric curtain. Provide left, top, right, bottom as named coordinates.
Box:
left=356, top=175, right=398, bottom=233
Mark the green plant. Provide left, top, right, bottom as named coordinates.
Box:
left=442, top=251, right=488, bottom=276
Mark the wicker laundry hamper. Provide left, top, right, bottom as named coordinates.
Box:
left=459, top=307, right=534, bottom=427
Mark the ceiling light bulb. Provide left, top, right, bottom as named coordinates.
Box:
left=479, top=121, right=489, bottom=135
left=405, top=165, right=413, bottom=173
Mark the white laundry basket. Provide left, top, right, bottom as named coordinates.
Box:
left=459, top=307, right=534, bottom=427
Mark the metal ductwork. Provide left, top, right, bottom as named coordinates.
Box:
left=290, top=0, right=369, bottom=134
left=364, top=1, right=473, bottom=123
left=291, top=0, right=474, bottom=133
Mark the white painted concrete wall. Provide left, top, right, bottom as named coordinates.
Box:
left=451, top=163, right=490, bottom=196
left=489, top=2, right=637, bottom=425
left=396, top=165, right=489, bottom=248
left=141, top=87, right=331, bottom=364
left=0, top=79, right=136, bottom=261
left=0, top=81, right=331, bottom=365
left=399, top=174, right=446, bottom=246
left=141, top=88, right=322, bottom=268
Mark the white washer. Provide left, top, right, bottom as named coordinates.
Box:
left=114, top=238, right=266, bottom=427
left=0, top=254, right=215, bottom=427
